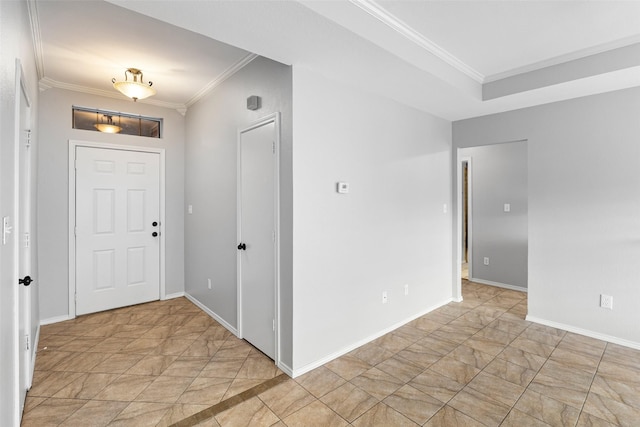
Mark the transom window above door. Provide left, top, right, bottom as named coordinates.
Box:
left=72, top=106, right=162, bottom=138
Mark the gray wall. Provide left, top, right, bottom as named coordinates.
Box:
left=291, top=68, right=452, bottom=373
left=183, top=57, right=293, bottom=366
left=461, top=142, right=528, bottom=289
left=38, top=89, right=185, bottom=320
left=454, top=87, right=640, bottom=345
left=0, top=0, right=39, bottom=423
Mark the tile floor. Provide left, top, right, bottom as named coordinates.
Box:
left=23, top=281, right=640, bottom=426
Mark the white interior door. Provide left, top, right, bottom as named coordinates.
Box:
left=17, top=62, right=32, bottom=418
left=238, top=117, right=278, bottom=360
left=75, top=147, right=160, bottom=315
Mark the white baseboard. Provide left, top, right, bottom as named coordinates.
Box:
left=29, top=324, right=40, bottom=389
left=278, top=361, right=294, bottom=377
left=290, top=298, right=453, bottom=378
left=164, top=291, right=185, bottom=300
left=40, top=314, right=74, bottom=325
left=184, top=293, right=238, bottom=337
left=468, top=277, right=527, bottom=293
left=526, top=315, right=640, bottom=351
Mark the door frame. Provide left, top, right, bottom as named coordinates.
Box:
left=68, top=140, right=166, bottom=318
left=236, top=112, right=281, bottom=364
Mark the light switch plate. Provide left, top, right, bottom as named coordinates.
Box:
left=504, top=203, right=511, bottom=212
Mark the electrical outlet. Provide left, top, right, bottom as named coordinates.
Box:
left=483, top=257, right=490, bottom=266
left=600, top=294, right=613, bottom=310
left=207, top=278, right=212, bottom=290
left=188, top=205, right=193, bottom=214
left=382, top=291, right=388, bottom=304
left=504, top=203, right=511, bottom=212
left=404, top=284, right=409, bottom=296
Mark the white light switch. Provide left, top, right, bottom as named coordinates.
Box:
left=337, top=182, right=349, bottom=194
left=504, top=203, right=511, bottom=212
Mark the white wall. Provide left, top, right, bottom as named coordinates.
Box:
left=0, top=0, right=40, bottom=424
left=453, top=87, right=640, bottom=347
left=291, top=68, right=453, bottom=374
left=184, top=57, right=293, bottom=366
left=461, top=142, right=528, bottom=289
left=37, top=89, right=185, bottom=321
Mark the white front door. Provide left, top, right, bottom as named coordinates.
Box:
left=238, top=116, right=278, bottom=360
left=75, top=147, right=160, bottom=315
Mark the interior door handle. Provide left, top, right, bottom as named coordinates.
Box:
left=152, top=232, right=158, bottom=237
left=19, top=276, right=33, bottom=287
left=237, top=243, right=246, bottom=250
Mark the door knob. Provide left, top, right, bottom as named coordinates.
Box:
left=19, top=276, right=33, bottom=287
left=152, top=221, right=158, bottom=227
left=152, top=232, right=158, bottom=237
left=237, top=243, right=246, bottom=250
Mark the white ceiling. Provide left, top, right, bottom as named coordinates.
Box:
left=33, top=0, right=640, bottom=120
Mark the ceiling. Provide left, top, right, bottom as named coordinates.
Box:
left=33, top=0, right=640, bottom=120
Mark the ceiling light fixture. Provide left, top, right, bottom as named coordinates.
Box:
left=112, top=68, right=156, bottom=102
left=94, top=114, right=122, bottom=134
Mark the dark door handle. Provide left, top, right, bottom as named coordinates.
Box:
left=237, top=243, right=246, bottom=250
left=152, top=232, right=158, bottom=237
left=152, top=221, right=158, bottom=227
left=19, top=276, right=33, bottom=286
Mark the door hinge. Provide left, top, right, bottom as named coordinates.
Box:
left=272, top=319, right=275, bottom=331
left=272, top=231, right=275, bottom=242
left=25, top=334, right=30, bottom=351
left=272, top=141, right=275, bottom=154
left=24, top=232, right=30, bottom=248
left=74, top=227, right=77, bottom=236
left=25, top=129, right=31, bottom=148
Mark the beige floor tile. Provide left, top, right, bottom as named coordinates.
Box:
left=602, top=343, right=640, bottom=371
left=590, top=373, right=640, bottom=409
left=23, top=396, right=47, bottom=414
left=200, top=357, right=246, bottom=378
left=429, top=356, right=481, bottom=385
left=467, top=371, right=525, bottom=407
left=259, top=379, right=316, bottom=419
left=135, top=375, right=194, bottom=403
left=549, top=346, right=601, bottom=373
left=320, top=382, right=377, bottom=422
left=284, top=399, right=347, bottom=426
left=156, top=403, right=210, bottom=427
left=416, top=335, right=459, bottom=356
left=60, top=400, right=129, bottom=426
left=411, top=317, right=443, bottom=333
left=383, top=384, right=444, bottom=425
left=93, top=374, right=156, bottom=401
left=152, top=338, right=195, bottom=356
left=350, top=342, right=394, bottom=366
left=222, top=378, right=264, bottom=399
left=431, top=324, right=480, bottom=344
left=576, top=412, right=619, bottom=427
left=32, top=350, right=73, bottom=371
left=91, top=353, right=145, bottom=374
left=395, top=343, right=441, bottom=369
left=51, top=351, right=111, bottom=373
left=325, top=354, right=371, bottom=380
left=294, top=366, right=346, bottom=398
left=162, top=357, right=210, bottom=377
left=86, top=337, right=136, bottom=353
left=448, top=387, right=511, bottom=427
left=537, top=359, right=595, bottom=390
left=350, top=367, right=404, bottom=401
left=121, top=337, right=166, bottom=354
left=125, top=354, right=178, bottom=376
left=215, top=396, right=280, bottom=427
left=109, top=402, right=173, bottom=427
left=27, top=371, right=84, bottom=397
left=448, top=344, right=495, bottom=369
left=582, top=391, right=640, bottom=425
left=375, top=355, right=423, bottom=383
left=515, top=389, right=580, bottom=426
left=215, top=338, right=253, bottom=359
left=409, top=370, right=464, bottom=403
left=497, top=346, right=547, bottom=370
left=20, top=398, right=86, bottom=427
left=483, top=358, right=536, bottom=387
left=500, top=409, right=551, bottom=426
left=178, top=377, right=233, bottom=405
left=509, top=336, right=556, bottom=358
left=236, top=354, right=279, bottom=380
left=394, top=324, right=429, bottom=342
left=424, top=405, right=485, bottom=427
left=51, top=372, right=119, bottom=399
left=59, top=336, right=106, bottom=352
left=351, top=402, right=418, bottom=427
left=527, top=373, right=589, bottom=408
left=182, top=338, right=224, bottom=358
left=373, top=333, right=413, bottom=354
left=488, top=317, right=529, bottom=336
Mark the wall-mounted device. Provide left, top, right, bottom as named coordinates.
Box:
left=247, top=95, right=261, bottom=111
left=337, top=182, right=349, bottom=194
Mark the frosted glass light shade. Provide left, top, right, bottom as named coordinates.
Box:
left=112, top=68, right=156, bottom=102
left=94, top=123, right=122, bottom=133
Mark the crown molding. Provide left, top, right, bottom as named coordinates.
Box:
left=27, top=0, right=45, bottom=80
left=349, top=0, right=484, bottom=83
left=485, top=35, right=640, bottom=83
left=185, top=53, right=259, bottom=109
left=39, top=77, right=187, bottom=112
